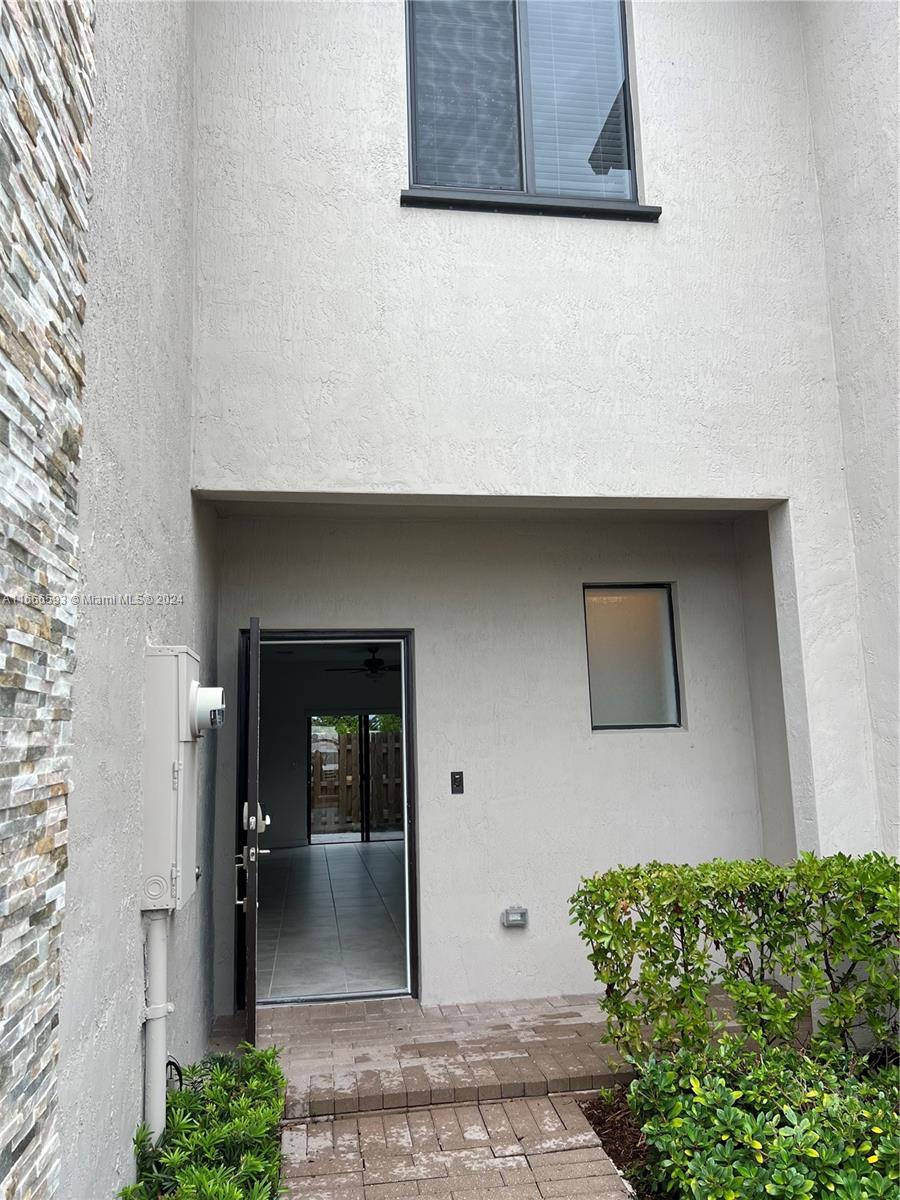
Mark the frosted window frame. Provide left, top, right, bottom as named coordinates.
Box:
left=582, top=583, right=682, bottom=731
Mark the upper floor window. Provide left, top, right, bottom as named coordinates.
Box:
left=406, top=0, right=637, bottom=205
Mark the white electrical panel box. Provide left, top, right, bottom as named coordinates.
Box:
left=141, top=646, right=203, bottom=911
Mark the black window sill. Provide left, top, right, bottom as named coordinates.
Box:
left=400, top=187, right=661, bottom=223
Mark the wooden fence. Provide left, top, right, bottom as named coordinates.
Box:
left=310, top=730, right=403, bottom=837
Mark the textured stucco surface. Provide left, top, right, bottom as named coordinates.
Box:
left=735, top=513, right=795, bottom=863
left=213, top=512, right=795, bottom=1009
left=56, top=4, right=217, bottom=1197
left=191, top=0, right=882, bottom=858
left=800, top=1, right=899, bottom=855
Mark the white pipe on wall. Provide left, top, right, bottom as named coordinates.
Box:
left=143, top=910, right=171, bottom=1141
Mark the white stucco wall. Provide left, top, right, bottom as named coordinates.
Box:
left=57, top=4, right=217, bottom=1196
left=191, top=0, right=883, bottom=856
left=213, top=511, right=795, bottom=1008
left=735, top=513, right=795, bottom=862
left=800, top=1, right=899, bottom=855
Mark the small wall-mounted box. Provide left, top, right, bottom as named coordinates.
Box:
left=501, top=906, right=528, bottom=928
left=141, top=647, right=223, bottom=912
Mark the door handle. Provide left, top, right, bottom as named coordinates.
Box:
left=234, top=852, right=246, bottom=910
left=243, top=801, right=272, bottom=832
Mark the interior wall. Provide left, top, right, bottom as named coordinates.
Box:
left=259, top=652, right=402, bottom=850
left=57, top=5, right=217, bottom=1197
left=214, top=511, right=795, bottom=1009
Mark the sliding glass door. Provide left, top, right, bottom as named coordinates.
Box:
left=308, top=713, right=404, bottom=844
left=367, top=715, right=405, bottom=841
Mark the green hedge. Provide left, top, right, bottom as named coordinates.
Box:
left=120, top=1045, right=285, bottom=1200
left=569, top=853, right=899, bottom=1065
left=629, top=1039, right=899, bottom=1200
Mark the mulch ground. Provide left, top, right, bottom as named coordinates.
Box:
left=579, top=1087, right=665, bottom=1199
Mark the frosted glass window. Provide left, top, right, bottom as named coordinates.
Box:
left=584, top=586, right=680, bottom=728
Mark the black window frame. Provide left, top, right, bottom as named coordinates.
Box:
left=582, top=582, right=683, bottom=730
left=402, top=0, right=660, bottom=223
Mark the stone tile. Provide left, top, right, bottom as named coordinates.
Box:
left=284, top=1156, right=365, bottom=1179
left=283, top=1124, right=310, bottom=1162
left=431, top=1106, right=465, bottom=1150
left=401, top=1064, right=431, bottom=1107
left=334, top=1119, right=362, bottom=1156
left=407, top=1109, right=440, bottom=1151
left=528, top=1158, right=618, bottom=1183
left=449, top=1187, right=541, bottom=1200
left=378, top=1065, right=408, bottom=1109
left=363, top=1184, right=419, bottom=1200
left=453, top=1105, right=490, bottom=1144
left=383, top=1113, right=413, bottom=1154
left=469, top=1060, right=503, bottom=1102
left=525, top=1149, right=608, bottom=1168
left=357, top=1115, right=388, bottom=1156
left=362, top=1159, right=447, bottom=1186
left=417, top=1172, right=519, bottom=1196
left=537, top=1179, right=625, bottom=1198
left=275, top=999, right=631, bottom=1200
left=260, top=994, right=621, bottom=1116
left=289, top=1174, right=365, bottom=1197
left=503, top=1100, right=542, bottom=1143
left=296, top=1188, right=365, bottom=1200
left=310, top=1073, right=337, bottom=1116
left=307, top=1123, right=337, bottom=1155
left=524, top=1100, right=566, bottom=1137
left=334, top=1068, right=360, bottom=1115
left=478, top=1103, right=521, bottom=1157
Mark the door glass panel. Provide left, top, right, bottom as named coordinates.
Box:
left=367, top=713, right=404, bottom=841
left=309, top=715, right=361, bottom=842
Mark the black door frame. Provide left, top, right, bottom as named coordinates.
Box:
left=234, top=628, right=420, bottom=1006
left=233, top=619, right=261, bottom=1032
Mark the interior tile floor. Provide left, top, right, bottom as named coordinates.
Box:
left=257, top=840, right=407, bottom=1001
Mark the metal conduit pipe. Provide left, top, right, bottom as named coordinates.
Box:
left=143, top=910, right=172, bottom=1141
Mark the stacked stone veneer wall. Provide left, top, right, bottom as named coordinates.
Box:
left=0, top=2, right=93, bottom=1197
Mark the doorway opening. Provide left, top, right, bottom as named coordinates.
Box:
left=247, top=634, right=417, bottom=1006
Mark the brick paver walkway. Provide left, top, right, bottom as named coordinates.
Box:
left=257, top=997, right=631, bottom=1198
left=281, top=1095, right=630, bottom=1198
left=257, top=995, right=624, bottom=1119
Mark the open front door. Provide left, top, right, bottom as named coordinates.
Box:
left=236, top=617, right=262, bottom=1042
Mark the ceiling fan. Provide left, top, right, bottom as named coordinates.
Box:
left=326, top=645, right=400, bottom=679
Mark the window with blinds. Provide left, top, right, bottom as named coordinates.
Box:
left=408, top=0, right=635, bottom=203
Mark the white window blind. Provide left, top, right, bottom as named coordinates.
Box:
left=524, top=0, right=633, bottom=199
